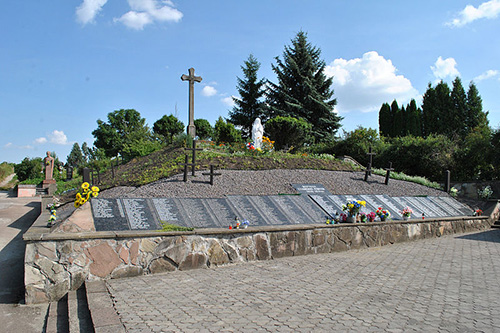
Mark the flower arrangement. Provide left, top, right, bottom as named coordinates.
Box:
left=477, top=185, right=493, bottom=200
left=376, top=207, right=391, bottom=221
left=400, top=207, right=413, bottom=218
left=359, top=213, right=367, bottom=223
left=366, top=212, right=376, bottom=222
left=342, top=200, right=366, bottom=217
left=450, top=187, right=458, bottom=198
left=74, top=182, right=100, bottom=208
left=474, top=209, right=483, bottom=216
left=47, top=203, right=57, bottom=226
left=246, top=136, right=274, bottom=153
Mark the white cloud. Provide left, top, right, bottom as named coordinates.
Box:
left=201, top=86, right=218, bottom=97
left=115, top=11, right=152, bottom=30
left=114, top=0, right=183, bottom=30
left=20, top=145, right=34, bottom=150
left=221, top=96, right=236, bottom=107
left=48, top=130, right=69, bottom=145
left=34, top=137, right=48, bottom=144
left=474, top=69, right=499, bottom=81
left=4, top=142, right=12, bottom=148
left=324, top=51, right=419, bottom=113
left=431, top=56, right=460, bottom=80
left=76, top=0, right=108, bottom=25
left=447, top=0, right=500, bottom=27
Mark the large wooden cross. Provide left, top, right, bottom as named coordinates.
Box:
left=181, top=68, right=202, bottom=138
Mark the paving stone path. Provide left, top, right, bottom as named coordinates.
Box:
left=107, top=229, right=500, bottom=332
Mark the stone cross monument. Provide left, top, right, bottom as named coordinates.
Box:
left=181, top=67, right=202, bottom=138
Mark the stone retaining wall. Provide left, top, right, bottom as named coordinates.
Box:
left=24, top=204, right=499, bottom=304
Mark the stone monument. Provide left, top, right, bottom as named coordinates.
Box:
left=181, top=68, right=202, bottom=138
left=251, top=118, right=264, bottom=149
left=43, top=151, right=56, bottom=185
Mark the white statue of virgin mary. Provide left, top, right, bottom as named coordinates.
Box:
left=251, top=118, right=264, bottom=149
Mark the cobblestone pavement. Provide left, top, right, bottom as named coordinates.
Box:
left=106, top=230, right=500, bottom=332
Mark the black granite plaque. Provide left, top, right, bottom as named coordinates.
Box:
left=413, top=197, right=448, bottom=218
left=151, top=198, right=181, bottom=224
left=290, top=195, right=330, bottom=223
left=227, top=196, right=268, bottom=226
left=269, top=196, right=314, bottom=224
left=205, top=198, right=239, bottom=227
left=437, top=197, right=472, bottom=216
left=122, top=198, right=160, bottom=230
left=292, top=184, right=332, bottom=196
left=91, top=198, right=129, bottom=231
left=177, top=198, right=218, bottom=228
left=309, top=195, right=336, bottom=217
left=248, top=196, right=288, bottom=225
left=390, top=196, right=424, bottom=218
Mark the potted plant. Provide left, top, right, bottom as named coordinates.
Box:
left=376, top=207, right=391, bottom=221
left=342, top=200, right=366, bottom=223
left=400, top=207, right=413, bottom=220
left=367, top=212, right=376, bottom=222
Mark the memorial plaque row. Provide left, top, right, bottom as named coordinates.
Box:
left=91, top=195, right=331, bottom=231
left=309, top=194, right=472, bottom=220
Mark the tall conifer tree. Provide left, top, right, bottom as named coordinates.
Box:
left=266, top=31, right=342, bottom=142
left=228, top=54, right=266, bottom=138
left=451, top=77, right=467, bottom=138
left=378, top=103, right=392, bottom=137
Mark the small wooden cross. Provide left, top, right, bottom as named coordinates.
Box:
left=366, top=146, right=376, bottom=176
left=179, top=155, right=195, bottom=182
left=181, top=68, right=202, bottom=138
left=184, top=140, right=202, bottom=176
left=384, top=162, right=394, bottom=185
left=202, top=165, right=222, bottom=185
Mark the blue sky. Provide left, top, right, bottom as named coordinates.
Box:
left=1, top=0, right=499, bottom=164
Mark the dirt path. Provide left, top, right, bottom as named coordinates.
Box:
left=0, top=173, right=15, bottom=187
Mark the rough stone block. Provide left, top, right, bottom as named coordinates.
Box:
left=236, top=235, right=253, bottom=248
left=221, top=241, right=240, bottom=262
left=178, top=253, right=207, bottom=271
left=25, top=284, right=49, bottom=304
left=164, top=243, right=188, bottom=265
left=140, top=239, right=157, bottom=254
left=270, top=232, right=295, bottom=258
left=207, top=241, right=229, bottom=266
left=149, top=257, right=177, bottom=273
left=254, top=234, right=271, bottom=260
left=86, top=242, right=122, bottom=278
left=38, top=242, right=57, bottom=260
left=111, top=266, right=144, bottom=279
left=47, top=279, right=71, bottom=302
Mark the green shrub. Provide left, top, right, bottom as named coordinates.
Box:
left=14, top=157, right=43, bottom=182
left=264, top=116, right=311, bottom=151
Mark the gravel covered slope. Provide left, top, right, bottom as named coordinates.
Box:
left=100, top=169, right=447, bottom=198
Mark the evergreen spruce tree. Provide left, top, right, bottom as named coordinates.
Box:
left=378, top=103, right=392, bottom=137
left=266, top=31, right=342, bottom=142
left=67, top=143, right=84, bottom=168
left=406, top=99, right=421, bottom=136
left=390, top=100, right=400, bottom=137
left=422, top=81, right=452, bottom=136
left=467, top=82, right=489, bottom=131
left=228, top=54, right=266, bottom=138
left=434, top=81, right=453, bottom=136
left=451, top=77, right=467, bottom=138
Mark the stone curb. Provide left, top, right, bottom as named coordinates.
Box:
left=86, top=280, right=126, bottom=333
left=23, top=214, right=491, bottom=242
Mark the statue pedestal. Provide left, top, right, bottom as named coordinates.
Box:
left=42, top=180, right=57, bottom=196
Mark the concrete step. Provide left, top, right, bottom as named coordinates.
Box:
left=44, top=294, right=69, bottom=333
left=86, top=281, right=126, bottom=333
left=492, top=221, right=500, bottom=229
left=68, top=285, right=94, bottom=333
